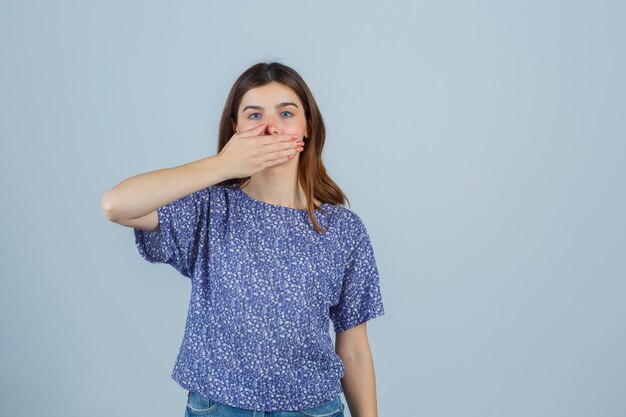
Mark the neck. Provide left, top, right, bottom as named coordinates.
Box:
left=240, top=165, right=309, bottom=210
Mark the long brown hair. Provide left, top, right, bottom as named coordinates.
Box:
left=215, top=61, right=349, bottom=233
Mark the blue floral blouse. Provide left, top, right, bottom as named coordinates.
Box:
left=132, top=184, right=385, bottom=411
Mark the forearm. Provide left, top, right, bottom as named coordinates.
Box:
left=339, top=351, right=380, bottom=417
left=101, top=154, right=229, bottom=222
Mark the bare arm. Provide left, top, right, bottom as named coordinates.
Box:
left=101, top=122, right=303, bottom=231
left=100, top=154, right=229, bottom=230
left=335, top=323, right=380, bottom=417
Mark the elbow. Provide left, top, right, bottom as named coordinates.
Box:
left=337, top=347, right=372, bottom=364
left=100, top=189, right=120, bottom=222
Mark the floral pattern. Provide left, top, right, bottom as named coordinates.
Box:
left=133, top=185, right=385, bottom=411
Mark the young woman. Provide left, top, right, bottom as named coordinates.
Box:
left=101, top=61, right=385, bottom=417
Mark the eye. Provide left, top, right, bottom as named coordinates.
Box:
left=248, top=112, right=261, bottom=119
left=281, top=111, right=294, bottom=118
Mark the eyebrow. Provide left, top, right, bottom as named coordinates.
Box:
left=242, top=102, right=299, bottom=112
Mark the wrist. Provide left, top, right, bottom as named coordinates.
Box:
left=207, top=153, right=231, bottom=183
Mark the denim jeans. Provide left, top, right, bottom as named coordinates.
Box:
left=185, top=391, right=345, bottom=417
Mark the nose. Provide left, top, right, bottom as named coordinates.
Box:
left=265, top=116, right=280, bottom=135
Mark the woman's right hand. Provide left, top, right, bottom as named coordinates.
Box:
left=216, top=123, right=305, bottom=179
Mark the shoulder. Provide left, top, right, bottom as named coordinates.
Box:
left=204, top=184, right=237, bottom=203
left=324, top=204, right=369, bottom=244
left=175, top=185, right=233, bottom=215
left=329, top=204, right=365, bottom=227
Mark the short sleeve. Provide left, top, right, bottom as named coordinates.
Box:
left=329, top=222, right=385, bottom=333
left=132, top=187, right=210, bottom=279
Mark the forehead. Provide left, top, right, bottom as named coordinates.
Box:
left=238, top=82, right=302, bottom=111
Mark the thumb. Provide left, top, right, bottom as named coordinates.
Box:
left=239, top=123, right=267, bottom=137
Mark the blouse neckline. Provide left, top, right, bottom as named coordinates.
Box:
left=235, top=186, right=331, bottom=214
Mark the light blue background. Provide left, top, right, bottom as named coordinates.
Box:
left=1, top=1, right=624, bottom=416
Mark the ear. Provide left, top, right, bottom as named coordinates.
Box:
left=231, top=118, right=238, bottom=133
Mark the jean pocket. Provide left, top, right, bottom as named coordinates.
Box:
left=186, top=391, right=220, bottom=415
left=299, top=394, right=344, bottom=417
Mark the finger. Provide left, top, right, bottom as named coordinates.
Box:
left=264, top=154, right=295, bottom=168
left=268, top=138, right=305, bottom=153
left=237, top=123, right=267, bottom=138
left=265, top=144, right=303, bottom=162
left=259, top=133, right=300, bottom=145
